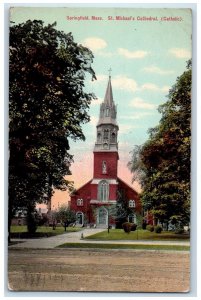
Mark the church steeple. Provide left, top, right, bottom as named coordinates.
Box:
left=104, top=75, right=113, bottom=106
left=94, top=75, right=119, bottom=152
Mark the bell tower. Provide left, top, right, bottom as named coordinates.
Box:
left=93, top=75, right=119, bottom=180
left=94, top=75, right=119, bottom=152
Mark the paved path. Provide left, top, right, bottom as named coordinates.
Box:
left=9, top=228, right=190, bottom=249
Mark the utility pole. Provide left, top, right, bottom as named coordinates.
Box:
left=108, top=208, right=110, bottom=233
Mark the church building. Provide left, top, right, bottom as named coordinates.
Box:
left=70, top=76, right=142, bottom=228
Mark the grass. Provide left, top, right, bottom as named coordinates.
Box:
left=10, top=225, right=81, bottom=238
left=56, top=242, right=190, bottom=251
left=11, top=225, right=81, bottom=233
left=85, top=229, right=190, bottom=241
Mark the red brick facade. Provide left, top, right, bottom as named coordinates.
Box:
left=70, top=175, right=141, bottom=227
left=93, top=152, right=119, bottom=179
left=69, top=76, right=142, bottom=227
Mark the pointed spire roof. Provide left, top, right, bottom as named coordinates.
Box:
left=104, top=76, right=114, bottom=106
left=97, top=75, right=118, bottom=128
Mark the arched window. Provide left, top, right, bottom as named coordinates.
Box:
left=106, top=107, right=110, bottom=117
left=128, top=214, right=137, bottom=224
left=97, top=132, right=101, bottom=142
left=77, top=198, right=83, bottom=206
left=111, top=132, right=116, bottom=142
left=129, top=199, right=136, bottom=208
left=98, top=180, right=109, bottom=202
left=103, top=129, right=109, bottom=140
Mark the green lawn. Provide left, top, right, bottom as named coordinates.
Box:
left=85, top=229, right=190, bottom=241
left=57, top=242, right=190, bottom=251
left=10, top=225, right=81, bottom=238
left=11, top=225, right=80, bottom=233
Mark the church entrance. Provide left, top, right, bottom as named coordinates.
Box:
left=76, top=212, right=84, bottom=226
left=97, top=207, right=108, bottom=227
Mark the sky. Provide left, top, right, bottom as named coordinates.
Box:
left=10, top=7, right=192, bottom=210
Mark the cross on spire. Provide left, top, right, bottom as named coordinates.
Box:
left=108, top=68, right=112, bottom=77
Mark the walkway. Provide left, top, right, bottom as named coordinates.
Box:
left=8, top=228, right=190, bottom=249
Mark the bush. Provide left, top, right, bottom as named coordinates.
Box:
left=131, top=223, right=137, bottom=231
left=154, top=225, right=163, bottom=233
left=146, top=224, right=154, bottom=232
left=122, top=222, right=132, bottom=233
left=122, top=222, right=137, bottom=233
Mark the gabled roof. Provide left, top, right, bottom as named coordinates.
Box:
left=117, top=177, right=139, bottom=195
left=70, top=179, right=93, bottom=195
left=71, top=177, right=139, bottom=196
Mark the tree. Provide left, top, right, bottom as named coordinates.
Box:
left=56, top=205, right=76, bottom=230
left=9, top=20, right=96, bottom=240
left=128, top=60, right=191, bottom=228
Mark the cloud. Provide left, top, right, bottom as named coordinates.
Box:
left=129, top=97, right=156, bottom=110
left=160, top=85, right=170, bottom=93
left=82, top=37, right=107, bottom=52
left=82, top=38, right=114, bottom=57
left=119, top=124, right=139, bottom=134
left=142, top=65, right=174, bottom=75
left=141, top=83, right=159, bottom=91
left=112, top=75, right=138, bottom=92
left=120, top=112, right=154, bottom=120
left=90, top=74, right=138, bottom=93
left=169, top=48, right=191, bottom=59
left=89, top=115, right=98, bottom=126
left=141, top=83, right=170, bottom=93
left=96, top=74, right=108, bottom=82
left=118, top=48, right=149, bottom=59
left=91, top=97, right=103, bottom=106
left=90, top=73, right=170, bottom=94
left=87, top=74, right=107, bottom=87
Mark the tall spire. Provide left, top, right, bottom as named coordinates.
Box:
left=104, top=76, right=114, bottom=106
left=97, top=75, right=117, bottom=126
left=94, top=74, right=119, bottom=152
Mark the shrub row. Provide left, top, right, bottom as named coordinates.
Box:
left=146, top=224, right=163, bottom=233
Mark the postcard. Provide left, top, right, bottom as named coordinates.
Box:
left=8, top=6, right=191, bottom=293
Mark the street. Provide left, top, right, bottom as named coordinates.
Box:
left=8, top=248, right=190, bottom=292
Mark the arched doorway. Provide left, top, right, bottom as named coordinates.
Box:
left=76, top=212, right=84, bottom=226
left=97, top=207, right=108, bottom=227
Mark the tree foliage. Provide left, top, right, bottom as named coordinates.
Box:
left=128, top=61, right=191, bottom=227
left=9, top=20, right=96, bottom=236
left=56, top=205, right=76, bottom=226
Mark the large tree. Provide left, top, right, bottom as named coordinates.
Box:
left=128, top=61, right=191, bottom=228
left=9, top=20, right=96, bottom=239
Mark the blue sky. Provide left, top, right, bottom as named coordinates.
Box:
left=10, top=7, right=192, bottom=206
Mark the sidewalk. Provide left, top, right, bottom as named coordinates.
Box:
left=8, top=228, right=190, bottom=249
